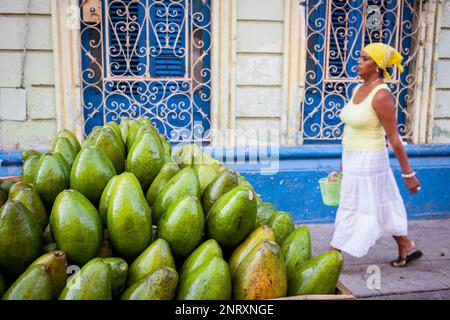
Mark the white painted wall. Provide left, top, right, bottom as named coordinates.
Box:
left=434, top=4, right=450, bottom=143
left=0, top=0, right=56, bottom=151
left=0, top=0, right=444, bottom=150
left=234, top=0, right=284, bottom=146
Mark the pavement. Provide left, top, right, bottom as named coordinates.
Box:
left=305, top=218, right=450, bottom=300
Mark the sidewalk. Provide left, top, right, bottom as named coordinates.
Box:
left=306, top=218, right=450, bottom=300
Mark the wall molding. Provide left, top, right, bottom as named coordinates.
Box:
left=412, top=0, right=442, bottom=144
left=210, top=0, right=237, bottom=147
left=51, top=0, right=83, bottom=142
left=4, top=144, right=450, bottom=166
left=281, top=0, right=303, bottom=146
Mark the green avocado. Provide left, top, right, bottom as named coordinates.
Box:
left=58, top=257, right=112, bottom=300
left=9, top=184, right=48, bottom=231
left=33, top=152, right=70, bottom=210
left=162, top=140, right=172, bottom=157
left=31, top=250, right=69, bottom=299
left=152, top=167, right=201, bottom=224
left=239, top=180, right=263, bottom=204
left=93, top=127, right=126, bottom=173
left=98, top=175, right=120, bottom=225
left=119, top=117, right=130, bottom=144
left=178, top=239, right=222, bottom=283
left=54, top=129, right=81, bottom=153
left=268, top=211, right=296, bottom=245
left=22, top=149, right=41, bottom=161
left=105, top=121, right=124, bottom=145
left=50, top=190, right=103, bottom=265
left=0, top=200, right=43, bottom=277
left=176, top=256, right=231, bottom=300
left=255, top=202, right=277, bottom=229
left=70, top=146, right=116, bottom=205
left=281, top=226, right=312, bottom=282
left=125, top=119, right=142, bottom=152
left=0, top=180, right=15, bottom=194
left=107, top=172, right=152, bottom=259
left=127, top=238, right=176, bottom=286
left=2, top=264, right=52, bottom=300
left=201, top=169, right=238, bottom=214
left=81, top=126, right=102, bottom=149
left=120, top=266, right=178, bottom=300
left=233, top=240, right=287, bottom=300
left=194, top=164, right=221, bottom=194
left=126, top=129, right=165, bottom=191
left=173, top=143, right=203, bottom=168
left=157, top=195, right=204, bottom=261
left=21, top=155, right=40, bottom=185
left=206, top=186, right=257, bottom=250
left=7, top=181, right=30, bottom=198
left=53, top=136, right=77, bottom=168
left=136, top=116, right=154, bottom=128
left=228, top=225, right=276, bottom=276
left=164, top=153, right=176, bottom=164
left=104, top=257, right=128, bottom=298
left=145, top=162, right=180, bottom=207
left=287, top=250, right=344, bottom=296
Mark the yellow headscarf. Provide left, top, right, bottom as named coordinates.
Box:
left=362, top=43, right=404, bottom=80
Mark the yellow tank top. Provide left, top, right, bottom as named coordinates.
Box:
left=340, top=83, right=388, bottom=152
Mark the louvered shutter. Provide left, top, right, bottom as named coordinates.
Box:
left=108, top=0, right=146, bottom=77
left=150, top=0, right=187, bottom=78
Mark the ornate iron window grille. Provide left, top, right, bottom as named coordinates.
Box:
left=80, top=0, right=212, bottom=143
left=301, top=0, right=422, bottom=143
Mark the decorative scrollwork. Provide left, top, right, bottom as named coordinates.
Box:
left=301, top=0, right=421, bottom=142
left=80, top=0, right=211, bottom=142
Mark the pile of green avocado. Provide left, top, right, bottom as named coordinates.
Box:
left=0, top=117, right=344, bottom=300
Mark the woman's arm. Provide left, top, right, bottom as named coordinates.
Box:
left=372, top=90, right=420, bottom=194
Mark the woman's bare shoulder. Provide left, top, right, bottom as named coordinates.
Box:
left=372, top=88, right=395, bottom=111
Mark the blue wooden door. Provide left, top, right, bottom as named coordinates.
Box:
left=301, top=0, right=420, bottom=143
left=80, top=0, right=212, bottom=143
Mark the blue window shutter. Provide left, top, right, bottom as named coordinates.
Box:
left=150, top=0, right=187, bottom=78
left=107, top=0, right=187, bottom=78
left=108, top=0, right=145, bottom=77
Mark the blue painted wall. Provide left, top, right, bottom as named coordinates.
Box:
left=215, top=145, right=450, bottom=223
left=2, top=144, right=449, bottom=223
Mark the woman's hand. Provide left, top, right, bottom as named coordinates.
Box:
left=403, top=176, right=420, bottom=194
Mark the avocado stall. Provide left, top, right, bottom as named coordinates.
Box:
left=0, top=117, right=353, bottom=300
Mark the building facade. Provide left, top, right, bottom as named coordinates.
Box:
left=0, top=0, right=449, bottom=222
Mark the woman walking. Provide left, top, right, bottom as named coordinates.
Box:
left=330, top=43, right=423, bottom=267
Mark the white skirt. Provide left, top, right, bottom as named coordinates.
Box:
left=330, top=148, right=408, bottom=258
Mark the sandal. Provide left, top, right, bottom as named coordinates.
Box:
left=390, top=250, right=423, bottom=267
